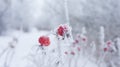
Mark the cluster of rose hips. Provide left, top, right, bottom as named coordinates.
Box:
left=104, top=40, right=112, bottom=52
left=38, top=24, right=90, bottom=57
left=38, top=24, right=113, bottom=57
left=38, top=24, right=80, bottom=56
left=38, top=24, right=71, bottom=47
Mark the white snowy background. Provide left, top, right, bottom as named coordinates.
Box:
left=0, top=0, right=120, bottom=67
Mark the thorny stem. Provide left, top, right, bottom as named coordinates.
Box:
left=81, top=45, right=94, bottom=67
left=68, top=57, right=72, bottom=67
left=81, top=56, right=90, bottom=67
left=57, top=39, right=63, bottom=67
left=64, top=0, right=70, bottom=24
left=27, top=45, right=46, bottom=67
left=0, top=47, right=9, bottom=58
left=68, top=44, right=75, bottom=67
left=25, top=51, right=39, bottom=67
left=74, top=50, right=81, bottom=67
left=3, top=48, right=10, bottom=67
left=97, top=51, right=108, bottom=67
left=4, top=48, right=14, bottom=67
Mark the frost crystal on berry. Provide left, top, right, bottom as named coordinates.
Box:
left=38, top=36, right=50, bottom=46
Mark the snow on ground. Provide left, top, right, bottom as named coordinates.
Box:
left=0, top=28, right=98, bottom=67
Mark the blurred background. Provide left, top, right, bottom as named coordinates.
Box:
left=0, top=0, right=120, bottom=40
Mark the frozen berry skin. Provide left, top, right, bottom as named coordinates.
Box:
left=57, top=26, right=64, bottom=36
left=38, top=36, right=50, bottom=46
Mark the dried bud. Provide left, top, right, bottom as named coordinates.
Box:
left=64, top=51, right=68, bottom=55
left=104, top=47, right=108, bottom=52
left=71, top=51, right=75, bottom=55
left=77, top=47, right=80, bottom=51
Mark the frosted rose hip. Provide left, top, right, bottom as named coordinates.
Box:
left=57, top=26, right=64, bottom=36
left=38, top=36, right=50, bottom=46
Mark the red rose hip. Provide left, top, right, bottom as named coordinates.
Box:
left=38, top=36, right=50, bottom=46
left=57, top=26, right=64, bottom=36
